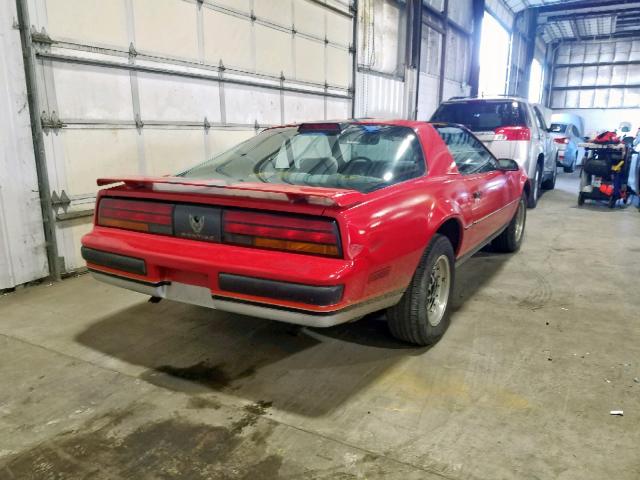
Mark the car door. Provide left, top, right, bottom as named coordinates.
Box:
left=532, top=105, right=556, bottom=172
left=434, top=125, right=510, bottom=246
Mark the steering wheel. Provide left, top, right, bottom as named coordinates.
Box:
left=340, top=156, right=373, bottom=175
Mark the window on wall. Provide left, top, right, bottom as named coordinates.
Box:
left=528, top=58, right=543, bottom=103
left=420, top=24, right=442, bottom=76
left=358, top=0, right=406, bottom=77
left=445, top=30, right=471, bottom=83
left=478, top=12, right=510, bottom=96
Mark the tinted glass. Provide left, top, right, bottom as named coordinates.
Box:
left=533, top=106, right=548, bottom=131
left=431, top=100, right=528, bottom=131
left=549, top=123, right=567, bottom=133
left=180, top=125, right=425, bottom=193
left=434, top=125, right=498, bottom=175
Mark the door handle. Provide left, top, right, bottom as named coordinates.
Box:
left=472, top=191, right=482, bottom=199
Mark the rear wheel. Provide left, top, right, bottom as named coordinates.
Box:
left=493, top=194, right=527, bottom=253
left=577, top=192, right=585, bottom=206
left=527, top=163, right=542, bottom=208
left=387, top=234, right=455, bottom=346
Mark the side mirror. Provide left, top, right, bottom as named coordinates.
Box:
left=497, top=158, right=519, bottom=171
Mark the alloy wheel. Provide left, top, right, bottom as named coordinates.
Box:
left=426, top=255, right=451, bottom=327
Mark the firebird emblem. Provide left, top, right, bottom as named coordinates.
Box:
left=189, top=214, right=205, bottom=234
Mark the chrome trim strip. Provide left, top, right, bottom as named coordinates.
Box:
left=90, top=271, right=402, bottom=328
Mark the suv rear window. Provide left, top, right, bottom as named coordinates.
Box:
left=431, top=100, right=528, bottom=132
left=549, top=123, right=567, bottom=133
left=180, top=124, right=425, bottom=193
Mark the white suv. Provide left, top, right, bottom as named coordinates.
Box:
left=431, top=96, right=558, bottom=208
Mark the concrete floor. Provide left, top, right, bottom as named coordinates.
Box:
left=0, top=172, right=638, bottom=479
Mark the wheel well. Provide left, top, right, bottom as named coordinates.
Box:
left=436, top=219, right=462, bottom=255
left=523, top=179, right=531, bottom=198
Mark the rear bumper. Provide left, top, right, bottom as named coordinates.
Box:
left=81, top=227, right=402, bottom=326
left=88, top=269, right=402, bottom=327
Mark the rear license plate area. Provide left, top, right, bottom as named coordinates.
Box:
left=173, top=205, right=222, bottom=242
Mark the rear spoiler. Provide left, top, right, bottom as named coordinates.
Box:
left=96, top=176, right=366, bottom=208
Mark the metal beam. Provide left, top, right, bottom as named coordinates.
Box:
left=469, top=0, right=484, bottom=97
left=350, top=0, right=358, bottom=118
left=545, top=10, right=640, bottom=23
left=422, top=2, right=472, bottom=37
left=437, top=0, right=449, bottom=104
left=554, top=31, right=640, bottom=42
left=552, top=83, right=640, bottom=91
left=535, top=0, right=640, bottom=14
left=410, top=0, right=423, bottom=120
left=519, top=9, right=538, bottom=99
left=555, top=60, right=640, bottom=68
left=15, top=0, right=61, bottom=281
left=36, top=52, right=352, bottom=100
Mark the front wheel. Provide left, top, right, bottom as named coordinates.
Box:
left=493, top=194, right=527, bottom=253
left=387, top=234, right=455, bottom=346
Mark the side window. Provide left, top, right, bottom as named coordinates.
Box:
left=532, top=106, right=547, bottom=132
left=435, top=126, right=498, bottom=175
left=571, top=126, right=580, bottom=138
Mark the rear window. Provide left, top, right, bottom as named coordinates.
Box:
left=549, top=123, right=567, bottom=133
left=431, top=100, right=528, bottom=132
left=180, top=124, right=425, bottom=193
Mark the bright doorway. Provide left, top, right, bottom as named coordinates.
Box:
left=478, top=12, right=510, bottom=97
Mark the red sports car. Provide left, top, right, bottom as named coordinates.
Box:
left=81, top=121, right=529, bottom=345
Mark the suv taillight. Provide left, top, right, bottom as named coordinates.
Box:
left=494, top=126, right=531, bottom=141
left=223, top=210, right=341, bottom=257
left=97, top=198, right=173, bottom=234
left=554, top=137, right=569, bottom=144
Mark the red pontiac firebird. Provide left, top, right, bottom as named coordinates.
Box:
left=81, top=121, right=529, bottom=345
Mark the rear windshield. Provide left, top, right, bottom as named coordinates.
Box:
left=180, top=124, right=425, bottom=193
left=431, top=100, right=528, bottom=132
left=549, top=123, right=567, bottom=133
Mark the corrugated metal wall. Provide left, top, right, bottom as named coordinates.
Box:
left=0, top=0, right=49, bottom=289
left=551, top=39, right=640, bottom=109
left=354, top=0, right=408, bottom=118
left=416, top=0, right=473, bottom=120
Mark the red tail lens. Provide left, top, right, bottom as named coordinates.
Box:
left=98, top=198, right=173, bottom=234
left=554, top=137, right=569, bottom=144
left=494, top=126, right=531, bottom=141
left=223, top=210, right=340, bottom=257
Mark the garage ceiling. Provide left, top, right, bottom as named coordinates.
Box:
left=503, top=0, right=640, bottom=43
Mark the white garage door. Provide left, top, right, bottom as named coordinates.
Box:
left=25, top=0, right=354, bottom=272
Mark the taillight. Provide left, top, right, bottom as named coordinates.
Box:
left=98, top=198, right=173, bottom=234
left=554, top=137, right=569, bottom=144
left=494, top=126, right=531, bottom=141
left=223, top=210, right=341, bottom=257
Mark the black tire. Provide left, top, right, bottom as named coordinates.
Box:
left=608, top=196, right=616, bottom=209
left=493, top=194, right=527, bottom=253
left=577, top=193, right=585, bottom=206
left=542, top=164, right=556, bottom=190
left=527, top=163, right=542, bottom=208
left=387, top=234, right=455, bottom=346
left=563, top=158, right=575, bottom=173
